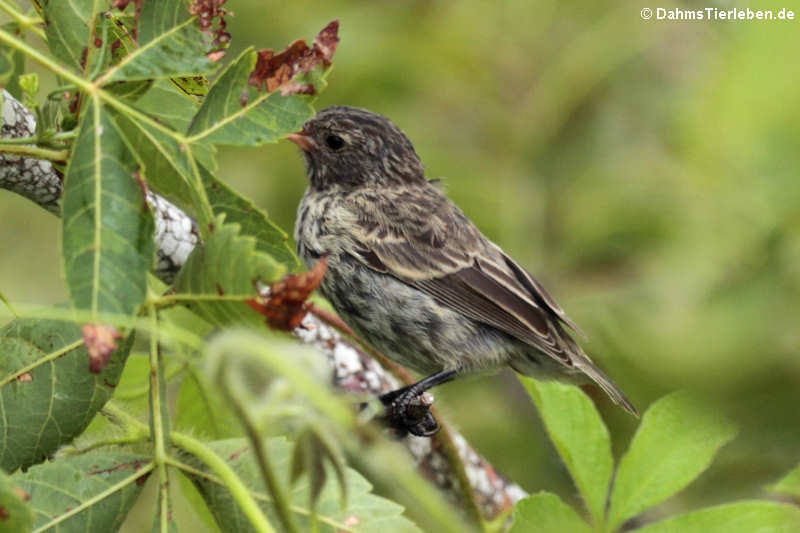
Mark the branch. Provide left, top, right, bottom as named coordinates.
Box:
left=0, top=89, right=527, bottom=520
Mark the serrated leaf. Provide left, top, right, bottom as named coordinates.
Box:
left=509, top=492, right=591, bottom=533
left=12, top=452, right=151, bottom=533
left=184, top=438, right=422, bottom=533
left=521, top=378, right=613, bottom=526
left=202, top=168, right=299, bottom=270
left=0, top=318, right=132, bottom=472
left=99, top=0, right=218, bottom=83
left=770, top=463, right=800, bottom=498
left=0, top=470, right=34, bottom=533
left=187, top=48, right=315, bottom=146
left=608, top=391, right=738, bottom=530
left=632, top=501, right=800, bottom=533
left=43, top=0, right=98, bottom=72
left=174, top=215, right=286, bottom=327
left=61, top=99, right=154, bottom=318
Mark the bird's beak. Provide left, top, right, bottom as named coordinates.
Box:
left=287, top=130, right=315, bottom=152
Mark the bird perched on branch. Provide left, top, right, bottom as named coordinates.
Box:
left=288, top=106, right=637, bottom=437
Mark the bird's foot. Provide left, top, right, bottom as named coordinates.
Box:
left=380, top=390, right=439, bottom=437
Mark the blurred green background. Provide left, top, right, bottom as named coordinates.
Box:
left=2, top=0, right=799, bottom=523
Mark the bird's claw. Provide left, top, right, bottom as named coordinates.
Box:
left=382, top=391, right=440, bottom=437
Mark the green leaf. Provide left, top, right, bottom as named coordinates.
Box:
left=18, top=73, right=37, bottom=107
left=202, top=168, right=300, bottom=270
left=632, top=501, right=800, bottom=533
left=134, top=79, right=205, bottom=132
left=99, top=0, right=218, bottom=83
left=61, top=99, right=155, bottom=319
left=176, top=470, right=223, bottom=533
left=172, top=75, right=209, bottom=97
left=176, top=368, right=240, bottom=439
left=12, top=452, right=151, bottom=533
left=770, top=463, right=800, bottom=498
left=509, top=492, right=591, bottom=533
left=0, top=22, right=26, bottom=99
left=522, top=378, right=613, bottom=525
left=0, top=318, right=132, bottom=472
left=174, top=215, right=286, bottom=327
left=183, top=438, right=422, bottom=533
left=112, top=111, right=210, bottom=218
left=0, top=48, right=15, bottom=88
left=43, top=0, right=98, bottom=72
left=608, top=391, right=738, bottom=530
left=187, top=48, right=315, bottom=146
left=0, top=470, right=34, bottom=533
left=291, top=427, right=348, bottom=510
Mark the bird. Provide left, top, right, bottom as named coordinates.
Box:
left=287, top=105, right=637, bottom=436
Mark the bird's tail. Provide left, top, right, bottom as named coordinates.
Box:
left=574, top=358, right=639, bottom=417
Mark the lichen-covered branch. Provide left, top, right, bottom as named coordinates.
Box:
left=0, top=89, right=526, bottom=520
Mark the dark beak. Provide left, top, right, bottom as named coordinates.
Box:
left=287, top=130, right=316, bottom=152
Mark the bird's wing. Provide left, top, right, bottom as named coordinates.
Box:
left=341, top=186, right=580, bottom=367
left=337, top=185, right=638, bottom=415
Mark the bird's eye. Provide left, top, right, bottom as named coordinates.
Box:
left=325, top=134, right=345, bottom=151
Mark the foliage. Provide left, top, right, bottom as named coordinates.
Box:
left=0, top=1, right=798, bottom=533
left=512, top=382, right=800, bottom=532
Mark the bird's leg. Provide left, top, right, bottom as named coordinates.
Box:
left=379, top=369, right=458, bottom=437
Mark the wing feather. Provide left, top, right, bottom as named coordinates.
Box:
left=341, top=185, right=576, bottom=366
left=334, top=185, right=637, bottom=414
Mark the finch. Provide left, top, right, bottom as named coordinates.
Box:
left=288, top=106, right=637, bottom=436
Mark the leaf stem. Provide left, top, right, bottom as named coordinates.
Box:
left=223, top=372, right=301, bottom=533
left=0, top=290, right=18, bottom=318
left=0, top=130, right=76, bottom=145
left=171, top=431, right=278, bottom=533
left=148, top=305, right=171, bottom=532
left=0, top=27, right=92, bottom=92
left=0, top=0, right=46, bottom=40
left=102, top=401, right=149, bottom=431
left=63, top=434, right=150, bottom=455
left=32, top=461, right=155, bottom=533
left=148, top=293, right=253, bottom=307
left=0, top=339, right=83, bottom=388
left=0, top=143, right=68, bottom=161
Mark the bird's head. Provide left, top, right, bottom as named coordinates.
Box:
left=287, top=106, right=425, bottom=190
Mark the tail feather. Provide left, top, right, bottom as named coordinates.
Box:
left=575, top=359, right=639, bottom=417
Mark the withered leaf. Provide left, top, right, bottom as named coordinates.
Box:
left=247, top=256, right=327, bottom=331
left=189, top=0, right=231, bottom=48
left=248, top=20, right=339, bottom=96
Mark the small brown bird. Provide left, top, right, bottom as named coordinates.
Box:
left=289, top=106, right=637, bottom=436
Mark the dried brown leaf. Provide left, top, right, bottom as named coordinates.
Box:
left=248, top=20, right=339, bottom=95
left=247, top=257, right=327, bottom=331
left=190, top=0, right=231, bottom=48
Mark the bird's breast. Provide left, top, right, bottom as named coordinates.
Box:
left=294, top=189, right=349, bottom=269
